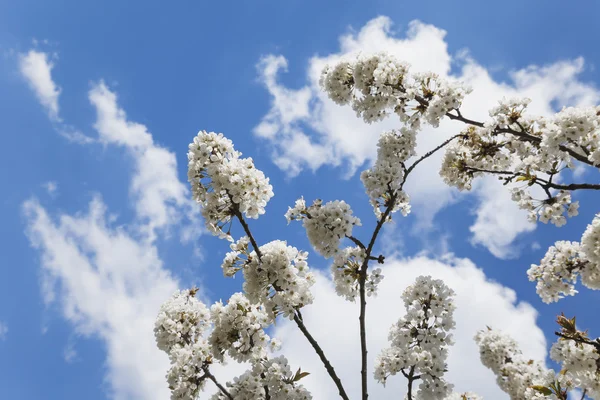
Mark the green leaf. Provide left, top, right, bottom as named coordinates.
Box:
left=530, top=385, right=553, bottom=396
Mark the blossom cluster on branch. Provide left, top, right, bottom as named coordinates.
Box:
left=222, top=238, right=316, bottom=319
left=375, top=276, right=456, bottom=399
left=285, top=197, right=361, bottom=258
left=154, top=47, right=600, bottom=400
left=474, top=328, right=554, bottom=400
left=188, top=130, right=274, bottom=240
left=528, top=213, right=600, bottom=303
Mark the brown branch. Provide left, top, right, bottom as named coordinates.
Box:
left=555, top=331, right=600, bottom=352
left=347, top=234, right=367, bottom=249
left=293, top=313, right=351, bottom=400
left=405, top=133, right=464, bottom=177
left=463, top=166, right=600, bottom=191
left=232, top=208, right=350, bottom=400
left=203, top=368, right=234, bottom=400
left=413, top=94, right=598, bottom=168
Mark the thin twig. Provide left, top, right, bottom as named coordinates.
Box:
left=232, top=207, right=350, bottom=400
left=414, top=94, right=598, bottom=168
left=293, top=313, right=351, bottom=400
left=203, top=368, right=234, bottom=400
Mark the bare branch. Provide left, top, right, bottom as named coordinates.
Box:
left=203, top=367, right=234, bottom=400
left=232, top=206, right=350, bottom=400
left=293, top=313, right=351, bottom=400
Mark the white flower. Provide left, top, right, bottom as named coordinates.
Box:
left=209, top=292, right=273, bottom=363
left=580, top=213, right=600, bottom=289
left=222, top=239, right=315, bottom=319
left=154, top=289, right=210, bottom=354
left=475, top=328, right=550, bottom=399
left=361, top=128, right=414, bottom=218
left=211, top=356, right=312, bottom=400
left=188, top=131, right=274, bottom=240
left=375, top=276, right=455, bottom=400
left=286, top=198, right=361, bottom=258
left=527, top=241, right=584, bottom=303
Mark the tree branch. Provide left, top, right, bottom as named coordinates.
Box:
left=413, top=94, right=599, bottom=168
left=405, top=133, right=464, bottom=177
left=463, top=166, right=600, bottom=191
left=293, top=313, right=351, bottom=400
left=203, top=367, right=234, bottom=400
left=555, top=331, right=600, bottom=351
left=232, top=206, right=350, bottom=400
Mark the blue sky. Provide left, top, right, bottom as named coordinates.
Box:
left=1, top=1, right=599, bottom=399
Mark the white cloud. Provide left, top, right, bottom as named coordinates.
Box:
left=19, top=50, right=94, bottom=144
left=18, top=50, right=61, bottom=121
left=22, top=72, right=203, bottom=398
left=468, top=177, right=535, bottom=258
left=43, top=181, right=58, bottom=197
left=254, top=16, right=600, bottom=256
left=0, top=321, right=7, bottom=340
left=88, top=82, right=199, bottom=239
left=24, top=197, right=177, bottom=400
left=274, top=255, right=547, bottom=399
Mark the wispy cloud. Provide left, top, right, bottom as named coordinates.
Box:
left=18, top=50, right=61, bottom=121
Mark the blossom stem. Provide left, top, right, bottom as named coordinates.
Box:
left=203, top=367, right=234, bottom=400
left=293, top=312, right=351, bottom=400
left=232, top=206, right=350, bottom=400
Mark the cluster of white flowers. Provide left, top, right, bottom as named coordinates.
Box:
left=211, top=356, right=312, bottom=400
left=550, top=339, right=600, bottom=398
left=445, top=392, right=483, bottom=400
left=440, top=96, right=598, bottom=231
left=440, top=126, right=513, bottom=191
left=541, top=106, right=600, bottom=166
left=222, top=239, right=315, bottom=319
left=375, top=276, right=456, bottom=399
left=155, top=290, right=214, bottom=400
left=361, top=128, right=414, bottom=218
left=527, top=241, right=586, bottom=303
left=166, top=342, right=213, bottom=399
left=581, top=213, right=600, bottom=285
left=154, top=289, right=211, bottom=352
left=209, top=292, right=273, bottom=363
left=285, top=198, right=361, bottom=258
left=515, top=189, right=579, bottom=227
left=320, top=53, right=471, bottom=127
left=529, top=213, right=600, bottom=303
left=330, top=246, right=383, bottom=301
left=188, top=131, right=274, bottom=239
left=475, top=328, right=550, bottom=399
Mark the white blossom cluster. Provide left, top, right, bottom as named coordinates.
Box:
left=375, top=276, right=456, bottom=399
left=221, top=239, right=315, bottom=319
left=515, top=189, right=579, bottom=227
left=445, top=392, right=483, bottom=400
left=361, top=128, right=414, bottom=218
left=541, top=106, right=600, bottom=166
left=285, top=197, right=361, bottom=258
left=529, top=213, right=600, bottom=303
left=581, top=213, right=600, bottom=284
left=440, top=96, right=598, bottom=228
left=166, top=342, right=213, bottom=399
left=320, top=53, right=471, bottom=127
left=330, top=246, right=383, bottom=301
left=550, top=339, right=600, bottom=399
left=155, top=289, right=213, bottom=400
left=527, top=241, right=586, bottom=303
left=474, top=328, right=550, bottom=399
left=187, top=131, right=274, bottom=239
left=211, top=356, right=312, bottom=400
left=209, top=292, right=273, bottom=363
left=155, top=289, right=211, bottom=352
